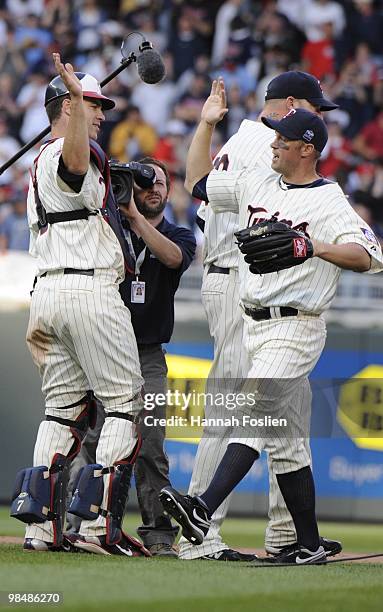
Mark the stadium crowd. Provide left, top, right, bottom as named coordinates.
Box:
left=1, top=0, right=383, bottom=253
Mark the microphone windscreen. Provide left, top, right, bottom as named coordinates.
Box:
left=137, top=49, right=166, bottom=84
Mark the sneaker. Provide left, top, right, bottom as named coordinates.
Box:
left=148, top=543, right=178, bottom=558
left=23, top=535, right=78, bottom=553
left=72, top=532, right=152, bottom=557
left=159, top=486, right=211, bottom=545
left=201, top=549, right=259, bottom=562
left=266, top=536, right=342, bottom=558
left=268, top=544, right=327, bottom=565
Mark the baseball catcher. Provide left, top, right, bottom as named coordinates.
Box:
left=235, top=217, right=314, bottom=274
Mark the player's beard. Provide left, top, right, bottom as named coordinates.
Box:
left=135, top=193, right=167, bottom=219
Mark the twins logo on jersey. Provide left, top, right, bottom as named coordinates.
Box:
left=247, top=206, right=310, bottom=236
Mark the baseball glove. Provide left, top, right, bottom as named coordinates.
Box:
left=234, top=218, right=313, bottom=274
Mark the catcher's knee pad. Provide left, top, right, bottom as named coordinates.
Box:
left=69, top=461, right=134, bottom=545
left=11, top=453, right=67, bottom=545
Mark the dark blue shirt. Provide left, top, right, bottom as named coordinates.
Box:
left=119, top=216, right=196, bottom=345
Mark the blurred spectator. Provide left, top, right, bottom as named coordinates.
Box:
left=74, top=0, right=106, bottom=54
left=0, top=25, right=26, bottom=85
left=50, top=22, right=77, bottom=65
left=152, top=119, right=189, bottom=176
left=332, top=60, right=370, bottom=137
left=254, top=46, right=290, bottom=110
left=319, top=120, right=353, bottom=184
left=277, top=0, right=307, bottom=28
left=301, top=22, right=335, bottom=79
left=353, top=113, right=383, bottom=161
left=244, top=90, right=259, bottom=121
left=353, top=42, right=380, bottom=112
left=179, top=0, right=219, bottom=39
left=96, top=78, right=131, bottom=151
left=347, top=161, right=376, bottom=198
left=165, top=175, right=198, bottom=231
left=131, top=53, right=177, bottom=132
left=0, top=186, right=14, bottom=223
left=300, top=0, right=345, bottom=43
left=0, top=194, right=29, bottom=253
left=255, top=8, right=304, bottom=66
left=219, top=83, right=247, bottom=139
left=343, top=0, right=383, bottom=57
left=0, top=74, right=22, bottom=137
left=14, top=13, right=52, bottom=71
left=176, top=54, right=211, bottom=99
left=354, top=43, right=379, bottom=89
left=6, top=0, right=44, bottom=20
left=211, top=0, right=242, bottom=67
left=0, top=117, right=21, bottom=186
left=109, top=105, right=158, bottom=162
left=16, top=71, right=48, bottom=143
left=174, top=72, right=211, bottom=127
left=212, top=16, right=258, bottom=96
left=41, top=0, right=72, bottom=31
left=167, top=12, right=209, bottom=80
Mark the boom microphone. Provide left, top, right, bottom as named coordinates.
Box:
left=136, top=40, right=166, bottom=84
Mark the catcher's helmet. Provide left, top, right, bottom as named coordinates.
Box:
left=45, top=72, right=115, bottom=110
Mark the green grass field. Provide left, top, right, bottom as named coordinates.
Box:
left=1, top=507, right=382, bottom=612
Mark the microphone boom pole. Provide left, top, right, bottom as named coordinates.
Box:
left=0, top=51, right=137, bottom=177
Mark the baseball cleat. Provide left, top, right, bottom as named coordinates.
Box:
left=266, top=536, right=342, bottom=558
left=147, top=543, right=178, bottom=558
left=159, top=486, right=211, bottom=545
left=72, top=532, right=151, bottom=557
left=201, top=549, right=259, bottom=562
left=23, top=536, right=78, bottom=553
left=267, top=544, right=326, bottom=564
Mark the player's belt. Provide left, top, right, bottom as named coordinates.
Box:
left=207, top=264, right=230, bottom=275
left=244, top=306, right=298, bottom=321
left=40, top=268, right=95, bottom=277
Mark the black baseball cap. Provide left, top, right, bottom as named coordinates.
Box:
left=261, top=108, right=328, bottom=152
left=265, top=71, right=338, bottom=111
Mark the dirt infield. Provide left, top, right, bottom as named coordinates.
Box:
left=1, top=536, right=382, bottom=563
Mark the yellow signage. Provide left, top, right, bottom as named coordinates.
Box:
left=165, top=354, right=212, bottom=442
left=338, top=365, right=383, bottom=451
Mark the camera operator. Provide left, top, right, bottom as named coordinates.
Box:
left=67, top=158, right=196, bottom=557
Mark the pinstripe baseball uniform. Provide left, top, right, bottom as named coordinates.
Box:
left=206, top=166, right=383, bottom=456
left=179, top=120, right=312, bottom=559
left=25, top=137, right=143, bottom=543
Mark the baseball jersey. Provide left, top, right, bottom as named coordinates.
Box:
left=198, top=120, right=274, bottom=269
left=27, top=138, right=125, bottom=279
left=207, top=168, right=383, bottom=314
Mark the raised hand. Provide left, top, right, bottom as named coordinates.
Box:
left=201, top=78, right=228, bottom=126
left=52, top=53, right=83, bottom=99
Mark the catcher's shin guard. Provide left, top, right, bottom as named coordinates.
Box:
left=13, top=393, right=97, bottom=545
left=11, top=453, right=67, bottom=544
left=69, top=441, right=141, bottom=545
left=68, top=464, right=104, bottom=520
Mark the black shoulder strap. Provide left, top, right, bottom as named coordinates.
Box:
left=33, top=139, right=97, bottom=230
